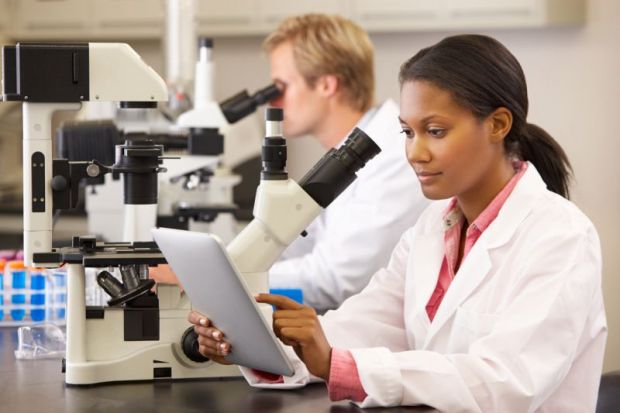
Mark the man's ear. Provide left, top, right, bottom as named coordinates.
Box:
left=487, top=107, right=513, bottom=143
left=316, top=74, right=339, bottom=98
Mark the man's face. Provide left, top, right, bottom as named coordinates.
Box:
left=268, top=41, right=328, bottom=138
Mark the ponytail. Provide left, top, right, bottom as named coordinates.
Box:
left=516, top=123, right=572, bottom=199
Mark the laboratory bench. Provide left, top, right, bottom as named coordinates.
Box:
left=0, top=327, right=434, bottom=413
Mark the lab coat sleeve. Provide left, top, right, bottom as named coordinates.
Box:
left=351, top=226, right=604, bottom=411
left=238, top=344, right=318, bottom=389
left=240, top=228, right=415, bottom=388
left=318, top=228, right=413, bottom=351
left=269, top=147, right=428, bottom=311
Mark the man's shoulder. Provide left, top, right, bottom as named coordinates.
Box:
left=362, top=99, right=401, bottom=145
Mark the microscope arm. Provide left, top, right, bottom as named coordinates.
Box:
left=23, top=102, right=82, bottom=266
left=227, top=179, right=321, bottom=274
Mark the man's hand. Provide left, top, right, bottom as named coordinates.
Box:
left=150, top=264, right=180, bottom=285
left=256, top=293, right=332, bottom=381
left=187, top=311, right=232, bottom=365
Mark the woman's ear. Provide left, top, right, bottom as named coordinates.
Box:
left=488, top=107, right=513, bottom=143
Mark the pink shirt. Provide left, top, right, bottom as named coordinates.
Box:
left=328, top=162, right=528, bottom=402
left=426, top=162, right=527, bottom=321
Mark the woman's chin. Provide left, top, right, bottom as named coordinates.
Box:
left=420, top=187, right=450, bottom=201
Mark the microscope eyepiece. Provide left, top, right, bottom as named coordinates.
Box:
left=338, top=127, right=382, bottom=171
left=219, top=83, right=283, bottom=124
left=261, top=107, right=287, bottom=180
left=265, top=107, right=283, bottom=121
left=254, top=84, right=282, bottom=106
left=299, top=127, right=381, bottom=208
left=199, top=37, right=213, bottom=49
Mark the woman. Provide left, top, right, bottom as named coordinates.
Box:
left=188, top=34, right=607, bottom=411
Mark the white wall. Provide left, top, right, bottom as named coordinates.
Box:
left=131, top=0, right=620, bottom=372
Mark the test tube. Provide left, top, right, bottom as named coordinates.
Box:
left=0, top=259, right=6, bottom=321
left=53, top=270, right=67, bottom=321
left=9, top=262, right=27, bottom=321
left=30, top=269, right=46, bottom=322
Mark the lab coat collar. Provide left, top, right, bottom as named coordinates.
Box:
left=419, top=162, right=547, bottom=344
left=416, top=162, right=546, bottom=245
left=335, top=100, right=395, bottom=149
left=482, top=162, right=547, bottom=249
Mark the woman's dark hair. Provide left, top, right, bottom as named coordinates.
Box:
left=399, top=34, right=572, bottom=198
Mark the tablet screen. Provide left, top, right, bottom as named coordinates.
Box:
left=152, top=227, right=295, bottom=376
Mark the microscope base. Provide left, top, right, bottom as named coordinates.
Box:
left=65, top=342, right=240, bottom=385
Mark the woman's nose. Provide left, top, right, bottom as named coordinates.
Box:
left=406, top=135, right=431, bottom=165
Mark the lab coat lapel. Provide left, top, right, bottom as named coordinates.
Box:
left=423, top=163, right=545, bottom=346
left=408, top=224, right=444, bottom=341
left=424, top=242, right=492, bottom=345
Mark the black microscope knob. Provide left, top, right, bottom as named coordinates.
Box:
left=181, top=327, right=210, bottom=363
left=51, top=175, right=68, bottom=191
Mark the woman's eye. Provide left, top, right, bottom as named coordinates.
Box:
left=400, top=129, right=414, bottom=139
left=428, top=128, right=446, bottom=138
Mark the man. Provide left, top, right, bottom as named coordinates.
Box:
left=263, top=14, right=428, bottom=311
left=152, top=14, right=427, bottom=312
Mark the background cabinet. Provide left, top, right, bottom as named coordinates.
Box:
left=1, top=0, right=586, bottom=41
left=13, top=0, right=93, bottom=40
left=196, top=0, right=259, bottom=36
left=92, top=0, right=165, bottom=39
left=0, top=0, right=13, bottom=35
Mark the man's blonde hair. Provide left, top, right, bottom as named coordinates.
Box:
left=263, top=13, right=375, bottom=113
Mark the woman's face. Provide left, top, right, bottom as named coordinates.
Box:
left=399, top=80, right=504, bottom=202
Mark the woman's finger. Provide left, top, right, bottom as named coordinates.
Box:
left=279, top=327, right=313, bottom=344
left=273, top=317, right=314, bottom=331
left=194, top=325, right=224, bottom=341
left=187, top=311, right=210, bottom=327
left=198, top=336, right=231, bottom=355
left=272, top=309, right=309, bottom=320
left=256, top=293, right=305, bottom=310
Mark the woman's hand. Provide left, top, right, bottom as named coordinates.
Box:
left=187, top=311, right=232, bottom=365
left=256, top=293, right=332, bottom=381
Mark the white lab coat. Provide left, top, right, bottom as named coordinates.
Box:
left=269, top=99, right=429, bottom=311
left=245, top=163, right=607, bottom=412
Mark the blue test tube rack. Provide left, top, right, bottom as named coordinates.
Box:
left=0, top=264, right=67, bottom=326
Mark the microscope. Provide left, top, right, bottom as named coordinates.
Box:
left=1, top=43, right=380, bottom=386
left=2, top=42, right=240, bottom=384
left=74, top=37, right=281, bottom=244
left=159, top=37, right=281, bottom=243
left=225, top=108, right=381, bottom=297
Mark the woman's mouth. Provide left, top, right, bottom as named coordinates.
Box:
left=416, top=171, right=442, bottom=184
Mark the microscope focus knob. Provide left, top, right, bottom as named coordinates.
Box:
left=181, top=327, right=211, bottom=363
left=51, top=175, right=68, bottom=192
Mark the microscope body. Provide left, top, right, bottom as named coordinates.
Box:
left=62, top=256, right=239, bottom=384
left=2, top=42, right=241, bottom=385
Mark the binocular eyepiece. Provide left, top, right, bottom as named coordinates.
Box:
left=299, top=127, right=381, bottom=208
left=220, top=84, right=282, bottom=124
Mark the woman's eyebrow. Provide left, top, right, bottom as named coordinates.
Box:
left=399, top=114, right=448, bottom=125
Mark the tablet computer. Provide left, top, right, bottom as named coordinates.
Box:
left=151, top=227, right=295, bottom=377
